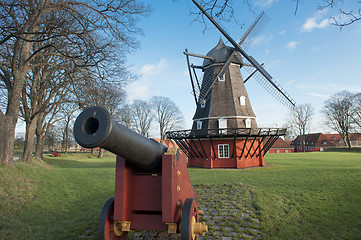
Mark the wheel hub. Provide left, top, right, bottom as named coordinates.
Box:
left=191, top=216, right=208, bottom=239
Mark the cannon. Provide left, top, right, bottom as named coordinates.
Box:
left=73, top=106, right=208, bottom=240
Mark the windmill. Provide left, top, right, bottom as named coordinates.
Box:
left=166, top=0, right=295, bottom=169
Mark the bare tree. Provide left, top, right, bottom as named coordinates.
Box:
left=116, top=103, right=133, bottom=129
left=45, top=124, right=62, bottom=151
left=0, top=0, right=149, bottom=166
left=322, top=91, right=354, bottom=148
left=193, top=0, right=361, bottom=29
left=130, top=99, right=153, bottom=137
left=58, top=103, right=78, bottom=155
left=151, top=96, right=184, bottom=142
left=294, top=0, right=361, bottom=27
left=352, top=93, right=361, bottom=131
left=19, top=49, right=75, bottom=162
left=288, top=103, right=314, bottom=152
left=190, top=0, right=242, bottom=27
left=318, top=0, right=361, bottom=27
left=75, top=79, right=128, bottom=158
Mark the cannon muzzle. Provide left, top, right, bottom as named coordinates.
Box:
left=73, top=106, right=167, bottom=170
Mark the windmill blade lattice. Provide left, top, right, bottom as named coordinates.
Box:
left=242, top=56, right=296, bottom=109
left=196, top=11, right=270, bottom=103
left=240, top=11, right=270, bottom=51
left=191, top=0, right=296, bottom=109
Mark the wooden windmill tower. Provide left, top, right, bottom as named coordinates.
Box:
left=189, top=37, right=258, bottom=132
left=167, top=0, right=295, bottom=168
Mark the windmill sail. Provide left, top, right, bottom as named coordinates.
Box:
left=196, top=11, right=269, bottom=104
left=242, top=56, right=296, bottom=108
left=192, top=0, right=296, bottom=109
left=240, top=11, right=270, bottom=50
left=185, top=49, right=198, bottom=103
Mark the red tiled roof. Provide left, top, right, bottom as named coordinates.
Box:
left=270, top=138, right=293, bottom=149
left=323, top=133, right=361, bottom=146
left=292, top=133, right=336, bottom=147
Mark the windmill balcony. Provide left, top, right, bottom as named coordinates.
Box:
left=166, top=127, right=286, bottom=139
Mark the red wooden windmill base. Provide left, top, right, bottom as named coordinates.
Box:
left=166, top=128, right=286, bottom=169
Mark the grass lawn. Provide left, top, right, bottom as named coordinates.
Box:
left=1, top=152, right=361, bottom=239
left=0, top=153, right=116, bottom=240
left=189, top=152, right=361, bottom=239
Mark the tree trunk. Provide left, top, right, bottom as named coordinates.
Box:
left=91, top=148, right=96, bottom=155
left=34, top=132, right=44, bottom=160
left=34, top=119, right=45, bottom=160
left=345, top=132, right=352, bottom=149
left=301, top=135, right=306, bottom=152
left=34, top=115, right=49, bottom=160
left=0, top=38, right=32, bottom=165
left=65, top=120, right=69, bottom=155
left=97, top=148, right=104, bottom=158
left=0, top=72, right=27, bottom=166
left=0, top=114, right=17, bottom=167
left=22, top=115, right=39, bottom=163
left=341, top=133, right=348, bottom=147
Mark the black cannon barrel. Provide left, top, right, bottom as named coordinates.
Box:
left=73, top=106, right=167, bottom=170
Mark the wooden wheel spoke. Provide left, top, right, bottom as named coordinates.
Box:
left=98, top=196, right=128, bottom=240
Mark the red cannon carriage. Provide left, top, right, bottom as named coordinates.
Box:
left=74, top=106, right=208, bottom=240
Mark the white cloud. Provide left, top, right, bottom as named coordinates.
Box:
left=254, top=0, right=278, bottom=8
left=286, top=41, right=300, bottom=50
left=279, top=30, right=286, bottom=35
left=285, top=79, right=296, bottom=86
left=311, top=46, right=320, bottom=52
left=251, top=35, right=266, bottom=46
left=125, top=58, right=169, bottom=100
left=306, top=92, right=329, bottom=98
left=125, top=79, right=151, bottom=101
left=139, top=58, right=168, bottom=79
left=302, top=18, right=329, bottom=32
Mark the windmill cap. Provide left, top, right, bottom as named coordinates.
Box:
left=203, top=38, right=243, bottom=67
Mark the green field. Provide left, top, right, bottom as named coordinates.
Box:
left=1, top=152, right=361, bottom=239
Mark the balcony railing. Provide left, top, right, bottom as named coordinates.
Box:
left=166, top=127, right=286, bottom=140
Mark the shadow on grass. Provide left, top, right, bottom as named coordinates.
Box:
left=325, top=147, right=361, bottom=153
left=44, top=156, right=116, bottom=169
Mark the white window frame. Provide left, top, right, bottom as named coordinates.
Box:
left=218, top=118, right=227, bottom=134
left=245, top=118, right=251, bottom=128
left=218, top=73, right=225, bottom=82
left=239, top=96, right=246, bottom=106
left=196, top=120, right=202, bottom=130
left=218, top=144, right=229, bottom=158
left=200, top=100, right=206, bottom=108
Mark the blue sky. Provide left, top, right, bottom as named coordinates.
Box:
left=125, top=0, right=361, bottom=135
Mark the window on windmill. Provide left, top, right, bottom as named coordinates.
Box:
left=218, top=118, right=227, bottom=129
left=217, top=73, right=225, bottom=82
left=244, top=118, right=251, bottom=128
left=218, top=144, right=229, bottom=158
left=239, top=96, right=246, bottom=106
left=200, top=100, right=206, bottom=108
left=218, top=118, right=227, bottom=134
left=196, top=120, right=202, bottom=129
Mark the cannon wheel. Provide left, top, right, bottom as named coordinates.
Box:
left=181, top=198, right=199, bottom=240
left=98, top=197, right=128, bottom=240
